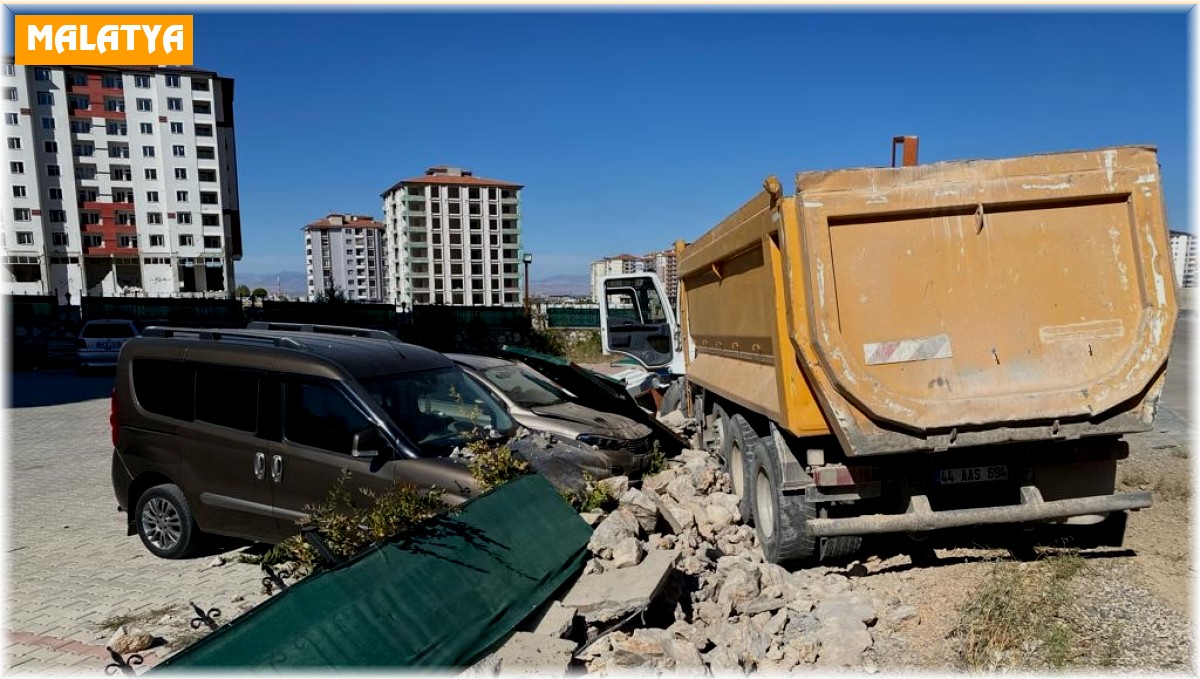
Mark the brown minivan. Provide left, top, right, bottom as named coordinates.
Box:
left=111, top=325, right=516, bottom=558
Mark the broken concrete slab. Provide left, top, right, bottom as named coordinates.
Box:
left=518, top=600, right=576, bottom=639
left=561, top=549, right=679, bottom=623
left=480, top=632, right=577, bottom=677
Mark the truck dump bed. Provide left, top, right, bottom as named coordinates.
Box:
left=681, top=146, right=1177, bottom=456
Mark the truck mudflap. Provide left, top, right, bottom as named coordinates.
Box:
left=804, top=486, right=1152, bottom=537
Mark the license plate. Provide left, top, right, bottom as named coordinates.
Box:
left=97, top=342, right=117, bottom=350
left=935, top=464, right=1008, bottom=485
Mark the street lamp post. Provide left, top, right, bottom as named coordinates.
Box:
left=522, top=252, right=533, bottom=315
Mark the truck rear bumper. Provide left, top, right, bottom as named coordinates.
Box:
left=805, top=486, right=1151, bottom=537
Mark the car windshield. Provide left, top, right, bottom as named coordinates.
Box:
left=361, top=366, right=515, bottom=457
left=81, top=322, right=136, bottom=339
left=479, top=363, right=570, bottom=408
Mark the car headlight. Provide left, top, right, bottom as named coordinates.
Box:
left=576, top=433, right=623, bottom=450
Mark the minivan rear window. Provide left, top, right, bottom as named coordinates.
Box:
left=132, top=359, right=195, bottom=421
left=195, top=366, right=259, bottom=433
left=82, top=322, right=136, bottom=339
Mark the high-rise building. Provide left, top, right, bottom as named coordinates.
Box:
left=380, top=166, right=523, bottom=307
left=590, top=248, right=678, bottom=303
left=1, top=62, right=241, bottom=301
left=304, top=213, right=385, bottom=302
left=1169, top=230, right=1196, bottom=288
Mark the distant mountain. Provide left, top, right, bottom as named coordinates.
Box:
left=532, top=274, right=591, bottom=297
left=235, top=270, right=308, bottom=297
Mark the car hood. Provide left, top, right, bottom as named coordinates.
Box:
left=527, top=402, right=652, bottom=440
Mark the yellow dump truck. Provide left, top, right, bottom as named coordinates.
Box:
left=600, top=142, right=1177, bottom=564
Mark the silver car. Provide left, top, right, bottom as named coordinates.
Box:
left=446, top=353, right=657, bottom=476
left=77, top=319, right=139, bottom=371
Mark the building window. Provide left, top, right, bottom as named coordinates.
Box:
left=41, top=116, right=54, bottom=130
left=84, top=235, right=102, bottom=248
left=119, top=235, right=137, bottom=248
left=193, top=101, right=211, bottom=115
left=4, top=87, right=17, bottom=101
left=34, top=68, right=51, bottom=81
left=136, top=98, right=152, bottom=111
left=203, top=236, right=221, bottom=249
left=150, top=234, right=164, bottom=246
left=3, top=64, right=14, bottom=76
left=139, top=122, right=153, bottom=134
left=196, top=146, right=215, bottom=160
left=172, top=145, right=186, bottom=157
left=108, top=144, right=129, bottom=158
left=80, top=212, right=100, bottom=225
left=177, top=212, right=192, bottom=225
left=144, top=168, right=157, bottom=180
left=106, top=122, right=127, bottom=136
left=12, top=185, right=25, bottom=198
left=48, top=210, right=66, bottom=223
left=67, top=72, right=86, bottom=86
left=142, top=145, right=155, bottom=158
left=72, top=143, right=92, bottom=156
left=16, top=231, right=34, bottom=244
left=102, top=74, right=121, bottom=89
left=167, top=98, right=182, bottom=111
left=198, top=169, right=216, bottom=182
left=195, top=124, right=212, bottom=137
left=10, top=161, right=23, bottom=174
left=146, top=191, right=159, bottom=202
left=169, top=122, right=184, bottom=134
left=13, top=208, right=31, bottom=221
left=112, top=167, right=132, bottom=181
left=70, top=120, right=91, bottom=133
left=147, top=213, right=163, bottom=225
left=191, top=78, right=209, bottom=92
left=179, top=234, right=194, bottom=246
left=174, top=168, right=187, bottom=180
left=48, top=188, right=62, bottom=200
left=113, top=189, right=134, bottom=203
left=68, top=95, right=89, bottom=110
left=202, top=214, right=220, bottom=227
left=43, top=140, right=57, bottom=153
left=52, top=233, right=69, bottom=246
left=104, top=99, right=125, bottom=112
left=134, top=75, right=150, bottom=88
left=45, top=164, right=59, bottom=176
left=78, top=189, right=97, bottom=202
left=7, top=137, right=20, bottom=150
left=200, top=192, right=217, bottom=205
left=176, top=190, right=188, bottom=202
left=5, top=112, right=17, bottom=125
left=165, top=74, right=181, bottom=88
left=36, top=91, right=53, bottom=105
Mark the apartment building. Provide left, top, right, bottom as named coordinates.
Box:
left=1169, top=230, right=1196, bottom=288
left=590, top=248, right=679, bottom=302
left=304, top=213, right=384, bottom=302
left=381, top=166, right=523, bottom=307
left=1, top=62, right=241, bottom=301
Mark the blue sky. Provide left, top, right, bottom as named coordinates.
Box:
left=8, top=9, right=1193, bottom=279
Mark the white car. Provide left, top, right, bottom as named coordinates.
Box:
left=76, top=319, right=139, bottom=371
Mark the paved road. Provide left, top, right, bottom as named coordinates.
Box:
left=3, top=318, right=1191, bottom=674
left=5, top=371, right=271, bottom=675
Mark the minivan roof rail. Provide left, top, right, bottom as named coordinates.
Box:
left=141, top=326, right=306, bottom=349
left=245, top=321, right=400, bottom=342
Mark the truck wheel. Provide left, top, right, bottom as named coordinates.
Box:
left=708, top=404, right=729, bottom=456
left=751, top=447, right=816, bottom=564
left=725, top=415, right=757, bottom=526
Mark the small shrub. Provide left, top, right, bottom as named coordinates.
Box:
left=241, top=470, right=451, bottom=577
left=467, top=443, right=530, bottom=491
left=561, top=474, right=617, bottom=513
left=643, top=441, right=667, bottom=477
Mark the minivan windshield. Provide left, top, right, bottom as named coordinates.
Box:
left=480, top=363, right=570, bottom=408
left=361, top=366, right=515, bottom=457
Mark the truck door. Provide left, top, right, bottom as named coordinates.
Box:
left=599, top=274, right=677, bottom=369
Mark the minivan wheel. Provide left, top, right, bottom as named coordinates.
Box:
left=135, top=484, right=197, bottom=559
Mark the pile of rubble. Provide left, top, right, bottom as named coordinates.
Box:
left=477, top=447, right=923, bottom=675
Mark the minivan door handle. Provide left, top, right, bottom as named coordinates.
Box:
left=254, top=452, right=266, bottom=480
left=271, top=455, right=283, bottom=482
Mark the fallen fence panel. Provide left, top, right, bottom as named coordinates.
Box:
left=156, top=474, right=590, bottom=670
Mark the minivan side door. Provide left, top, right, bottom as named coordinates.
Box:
left=265, top=376, right=398, bottom=534
left=177, top=364, right=280, bottom=543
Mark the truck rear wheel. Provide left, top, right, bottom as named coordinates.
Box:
left=751, top=446, right=816, bottom=564
left=725, top=415, right=757, bottom=526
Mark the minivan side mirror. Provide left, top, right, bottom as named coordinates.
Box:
left=351, top=427, right=387, bottom=459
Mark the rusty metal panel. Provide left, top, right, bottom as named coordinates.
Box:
left=789, top=145, right=1176, bottom=456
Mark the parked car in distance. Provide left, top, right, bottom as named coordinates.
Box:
left=112, top=325, right=516, bottom=559
left=446, top=353, right=657, bottom=476
left=76, top=319, right=140, bottom=371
